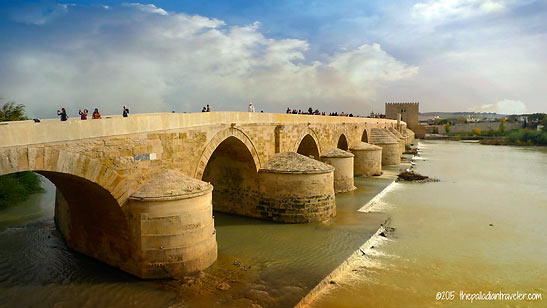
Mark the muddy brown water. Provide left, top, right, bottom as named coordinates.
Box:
left=0, top=166, right=392, bottom=307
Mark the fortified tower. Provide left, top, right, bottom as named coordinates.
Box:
left=385, top=102, right=425, bottom=138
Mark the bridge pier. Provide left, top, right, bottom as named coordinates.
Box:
left=126, top=170, right=217, bottom=279
left=350, top=142, right=383, bottom=176
left=257, top=152, right=336, bottom=223
left=320, top=147, right=356, bottom=193
left=389, top=127, right=406, bottom=154
left=370, top=128, right=401, bottom=165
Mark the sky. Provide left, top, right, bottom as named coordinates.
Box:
left=0, top=0, right=546, bottom=118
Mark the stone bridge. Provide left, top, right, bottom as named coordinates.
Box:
left=0, top=112, right=413, bottom=279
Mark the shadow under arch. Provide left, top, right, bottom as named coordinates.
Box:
left=0, top=148, right=128, bottom=205
left=296, top=133, right=320, bottom=159
left=362, top=128, right=369, bottom=143
left=337, top=134, right=349, bottom=150
left=0, top=169, right=132, bottom=271
left=200, top=135, right=260, bottom=217
left=195, top=128, right=261, bottom=180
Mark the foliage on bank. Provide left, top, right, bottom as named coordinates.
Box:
left=0, top=98, right=44, bottom=208
left=506, top=129, right=547, bottom=145
left=0, top=172, right=45, bottom=208
left=478, top=129, right=547, bottom=146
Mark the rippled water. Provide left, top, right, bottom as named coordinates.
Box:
left=0, top=166, right=395, bottom=307
left=310, top=141, right=547, bottom=308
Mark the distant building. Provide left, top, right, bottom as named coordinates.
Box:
left=385, top=102, right=426, bottom=138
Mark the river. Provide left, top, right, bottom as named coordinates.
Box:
left=309, top=140, right=546, bottom=307
left=1, top=141, right=545, bottom=307
left=0, top=159, right=391, bottom=307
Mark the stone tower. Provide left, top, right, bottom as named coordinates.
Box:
left=385, top=102, right=425, bottom=138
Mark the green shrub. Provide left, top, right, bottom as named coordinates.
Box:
left=506, top=129, right=547, bottom=146
left=0, top=172, right=45, bottom=208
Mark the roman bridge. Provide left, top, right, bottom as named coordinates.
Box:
left=0, top=112, right=414, bottom=279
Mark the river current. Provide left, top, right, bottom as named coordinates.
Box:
left=1, top=141, right=545, bottom=307
left=310, top=140, right=547, bottom=307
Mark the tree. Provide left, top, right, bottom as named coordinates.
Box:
left=0, top=99, right=28, bottom=122
left=528, top=113, right=545, bottom=123
left=0, top=98, right=43, bottom=207
left=444, top=123, right=450, bottom=134
left=499, top=117, right=506, bottom=133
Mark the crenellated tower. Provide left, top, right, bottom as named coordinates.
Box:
left=385, top=102, right=425, bottom=138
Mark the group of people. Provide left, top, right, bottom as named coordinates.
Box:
left=201, top=103, right=261, bottom=113
left=56, top=106, right=129, bottom=121
left=285, top=107, right=355, bottom=117
left=56, top=104, right=356, bottom=120
left=286, top=107, right=325, bottom=115
left=76, top=108, right=102, bottom=120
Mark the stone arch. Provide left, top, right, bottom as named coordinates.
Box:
left=199, top=133, right=260, bottom=217
left=0, top=147, right=127, bottom=204
left=0, top=147, right=132, bottom=271
left=294, top=129, right=321, bottom=159
left=361, top=128, right=369, bottom=143
left=337, top=134, right=349, bottom=150
left=195, top=127, right=261, bottom=180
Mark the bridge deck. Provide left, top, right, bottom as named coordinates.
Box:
left=0, top=112, right=396, bottom=147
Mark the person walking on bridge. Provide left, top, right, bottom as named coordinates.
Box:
left=248, top=102, right=255, bottom=112
left=57, top=108, right=68, bottom=121
left=122, top=105, right=129, bottom=117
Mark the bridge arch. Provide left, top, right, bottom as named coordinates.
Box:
left=0, top=148, right=127, bottom=204
left=294, top=129, right=321, bottom=159
left=337, top=134, right=349, bottom=150
left=196, top=128, right=261, bottom=216
left=0, top=148, right=132, bottom=270
left=195, top=127, right=261, bottom=179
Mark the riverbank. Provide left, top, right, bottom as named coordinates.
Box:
left=426, top=128, right=547, bottom=146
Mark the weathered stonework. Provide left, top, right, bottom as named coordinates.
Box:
left=388, top=127, right=406, bottom=153
left=257, top=152, right=336, bottom=223
left=320, top=147, right=356, bottom=193
left=126, top=170, right=217, bottom=278
left=350, top=142, right=382, bottom=176
left=405, top=128, right=416, bottom=144
left=369, top=128, right=401, bottom=165
left=0, top=112, right=409, bottom=278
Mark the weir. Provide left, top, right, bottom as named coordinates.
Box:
left=0, top=112, right=414, bottom=278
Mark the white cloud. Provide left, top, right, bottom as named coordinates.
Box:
left=0, top=3, right=417, bottom=117
left=124, top=3, right=168, bottom=15
left=473, top=99, right=528, bottom=114
left=412, top=0, right=506, bottom=20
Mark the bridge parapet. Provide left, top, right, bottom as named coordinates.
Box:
left=0, top=112, right=401, bottom=148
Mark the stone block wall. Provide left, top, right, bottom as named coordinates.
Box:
left=257, top=172, right=336, bottom=223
